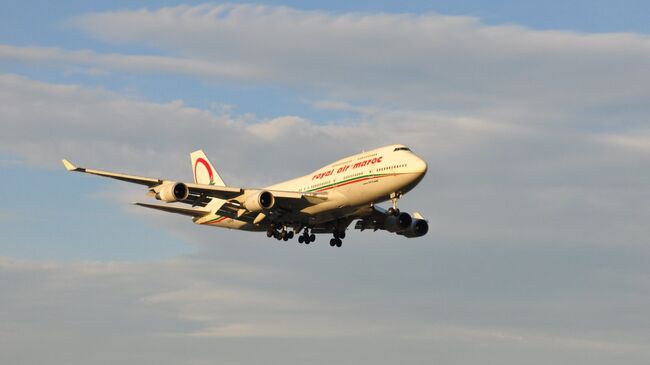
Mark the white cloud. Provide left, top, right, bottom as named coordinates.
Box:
left=312, top=100, right=378, bottom=115
left=0, top=72, right=510, bottom=183
left=1, top=253, right=649, bottom=365
left=245, top=116, right=313, bottom=140
left=68, top=3, right=650, bottom=118
left=0, top=4, right=647, bottom=123
left=597, top=129, right=650, bottom=152
left=0, top=44, right=265, bottom=80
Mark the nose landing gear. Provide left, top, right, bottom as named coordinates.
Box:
left=387, top=192, right=403, bottom=216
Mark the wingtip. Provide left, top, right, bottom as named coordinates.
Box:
left=61, top=159, right=77, bottom=171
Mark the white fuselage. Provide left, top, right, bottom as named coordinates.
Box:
left=199, top=144, right=427, bottom=231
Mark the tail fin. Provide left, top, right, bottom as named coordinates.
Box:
left=190, top=150, right=226, bottom=186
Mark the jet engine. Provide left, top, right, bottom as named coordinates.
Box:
left=155, top=182, right=189, bottom=203
left=384, top=212, right=412, bottom=232
left=399, top=219, right=429, bottom=238
left=243, top=190, right=275, bottom=212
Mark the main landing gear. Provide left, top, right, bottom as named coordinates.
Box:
left=267, top=224, right=343, bottom=247
left=267, top=224, right=294, bottom=242
left=329, top=229, right=345, bottom=248
left=298, top=228, right=316, bottom=244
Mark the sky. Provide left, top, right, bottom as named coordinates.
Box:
left=1, top=1, right=650, bottom=364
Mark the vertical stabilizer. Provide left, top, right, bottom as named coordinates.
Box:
left=190, top=150, right=226, bottom=186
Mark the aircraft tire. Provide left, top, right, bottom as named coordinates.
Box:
left=330, top=238, right=336, bottom=247
left=298, top=235, right=304, bottom=243
left=309, top=234, right=316, bottom=242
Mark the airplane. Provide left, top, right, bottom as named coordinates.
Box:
left=62, top=144, right=428, bottom=247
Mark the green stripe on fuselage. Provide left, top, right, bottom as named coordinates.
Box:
left=306, top=173, right=387, bottom=192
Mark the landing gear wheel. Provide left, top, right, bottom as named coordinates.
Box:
left=330, top=238, right=336, bottom=247
left=309, top=234, right=315, bottom=242
left=288, top=231, right=294, bottom=239
left=298, top=235, right=304, bottom=243
left=266, top=230, right=274, bottom=238
left=339, top=231, right=346, bottom=239
left=336, top=239, right=342, bottom=247
left=389, top=192, right=403, bottom=216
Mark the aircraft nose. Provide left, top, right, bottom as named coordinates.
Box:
left=413, top=156, right=428, bottom=175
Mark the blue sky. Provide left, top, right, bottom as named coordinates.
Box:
left=1, top=2, right=650, bottom=364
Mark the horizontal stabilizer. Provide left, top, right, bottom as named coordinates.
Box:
left=133, top=202, right=211, bottom=217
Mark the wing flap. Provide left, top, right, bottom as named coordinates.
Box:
left=133, top=202, right=211, bottom=217
left=184, top=183, right=243, bottom=199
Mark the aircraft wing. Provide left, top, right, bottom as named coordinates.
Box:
left=62, top=159, right=162, bottom=186
left=62, top=159, right=328, bottom=218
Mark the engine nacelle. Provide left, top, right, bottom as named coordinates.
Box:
left=243, top=190, right=275, bottom=212
left=399, top=219, right=429, bottom=238
left=384, top=212, right=412, bottom=233
left=155, top=182, right=189, bottom=203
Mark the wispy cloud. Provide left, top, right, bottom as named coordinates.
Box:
left=67, top=3, right=650, bottom=118
left=0, top=44, right=266, bottom=80
left=1, top=4, right=648, bottom=122
left=1, top=253, right=648, bottom=364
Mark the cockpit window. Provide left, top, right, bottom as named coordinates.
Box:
left=393, top=147, right=411, bottom=152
